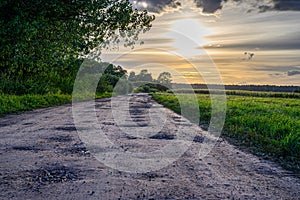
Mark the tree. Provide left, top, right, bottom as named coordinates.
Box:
left=128, top=71, right=137, bottom=82
left=0, top=0, right=155, bottom=94
left=104, top=64, right=127, bottom=78
left=136, top=69, right=153, bottom=82
left=114, top=78, right=133, bottom=95
left=157, top=72, right=172, bottom=87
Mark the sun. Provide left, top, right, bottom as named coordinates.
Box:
left=166, top=19, right=211, bottom=57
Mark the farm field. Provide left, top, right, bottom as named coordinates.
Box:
left=152, top=92, right=300, bottom=173
left=172, top=89, right=300, bottom=99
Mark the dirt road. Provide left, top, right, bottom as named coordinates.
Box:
left=0, top=94, right=299, bottom=199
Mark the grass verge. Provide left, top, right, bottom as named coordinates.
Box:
left=0, top=94, right=72, bottom=116
left=0, top=92, right=113, bottom=117
left=152, top=92, right=300, bottom=173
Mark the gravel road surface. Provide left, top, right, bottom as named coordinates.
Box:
left=0, top=94, right=299, bottom=199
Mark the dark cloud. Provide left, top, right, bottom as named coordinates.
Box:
left=194, top=0, right=223, bottom=13
left=194, top=0, right=300, bottom=13
left=204, top=33, right=300, bottom=51
left=269, top=69, right=300, bottom=78
left=253, top=66, right=300, bottom=73
left=131, top=0, right=181, bottom=13
left=272, top=0, right=300, bottom=11
left=133, top=0, right=300, bottom=14
left=287, top=70, right=300, bottom=76
left=133, top=0, right=225, bottom=13
left=269, top=73, right=283, bottom=77
left=241, top=0, right=300, bottom=12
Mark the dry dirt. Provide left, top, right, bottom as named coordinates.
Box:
left=0, top=94, right=299, bottom=200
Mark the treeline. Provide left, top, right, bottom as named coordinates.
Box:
left=170, top=89, right=300, bottom=99
left=74, top=60, right=172, bottom=96
left=127, top=70, right=172, bottom=93
left=173, top=84, right=300, bottom=93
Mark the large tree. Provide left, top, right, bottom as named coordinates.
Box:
left=136, top=69, right=153, bottom=82
left=157, top=72, right=172, bottom=86
left=0, top=0, right=154, bottom=94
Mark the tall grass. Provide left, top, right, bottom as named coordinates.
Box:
left=0, top=92, right=115, bottom=117
left=152, top=93, right=300, bottom=172
left=0, top=94, right=72, bottom=116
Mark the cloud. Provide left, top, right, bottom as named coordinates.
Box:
left=131, top=0, right=181, bottom=13
left=238, top=0, right=300, bottom=12
left=208, top=0, right=300, bottom=13
left=269, top=72, right=284, bottom=77
left=204, top=33, right=300, bottom=51
left=287, top=70, right=300, bottom=76
left=133, top=0, right=226, bottom=14
left=269, top=69, right=300, bottom=78
left=132, top=0, right=300, bottom=14
left=253, top=66, right=300, bottom=79
left=270, top=0, right=300, bottom=11
left=254, top=66, right=300, bottom=73
left=194, top=0, right=223, bottom=13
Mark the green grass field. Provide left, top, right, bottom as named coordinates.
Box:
left=152, top=92, right=300, bottom=172
left=0, top=94, right=72, bottom=116
left=0, top=92, right=113, bottom=117
left=171, top=89, right=300, bottom=99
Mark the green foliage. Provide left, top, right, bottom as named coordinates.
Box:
left=113, top=79, right=133, bottom=95
left=157, top=72, right=172, bottom=87
left=152, top=92, right=300, bottom=172
left=128, top=71, right=137, bottom=82
left=135, top=83, right=169, bottom=93
left=72, top=60, right=129, bottom=100
left=135, top=69, right=153, bottom=82
left=0, top=93, right=71, bottom=116
left=77, top=60, right=128, bottom=94
left=0, top=0, right=154, bottom=95
left=129, top=70, right=172, bottom=93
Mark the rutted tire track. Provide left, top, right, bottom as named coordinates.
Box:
left=0, top=94, right=299, bottom=199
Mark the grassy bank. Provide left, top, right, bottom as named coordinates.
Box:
left=0, top=94, right=72, bottom=116
left=152, top=92, right=300, bottom=172
left=0, top=92, right=113, bottom=117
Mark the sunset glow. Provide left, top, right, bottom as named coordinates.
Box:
left=167, top=19, right=210, bottom=57
left=102, top=0, right=300, bottom=86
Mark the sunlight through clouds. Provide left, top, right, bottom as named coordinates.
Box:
left=166, top=19, right=211, bottom=57
left=102, top=0, right=300, bottom=85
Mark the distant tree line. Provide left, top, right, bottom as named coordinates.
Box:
left=128, top=70, right=172, bottom=85
left=127, top=69, right=172, bottom=93
left=187, top=84, right=300, bottom=93
left=76, top=60, right=172, bottom=95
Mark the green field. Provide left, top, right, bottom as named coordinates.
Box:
left=0, top=92, right=115, bottom=117
left=152, top=92, right=300, bottom=172
left=0, top=94, right=72, bottom=116
left=171, top=89, right=300, bottom=99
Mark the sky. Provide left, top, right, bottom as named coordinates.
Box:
left=101, top=0, right=300, bottom=86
